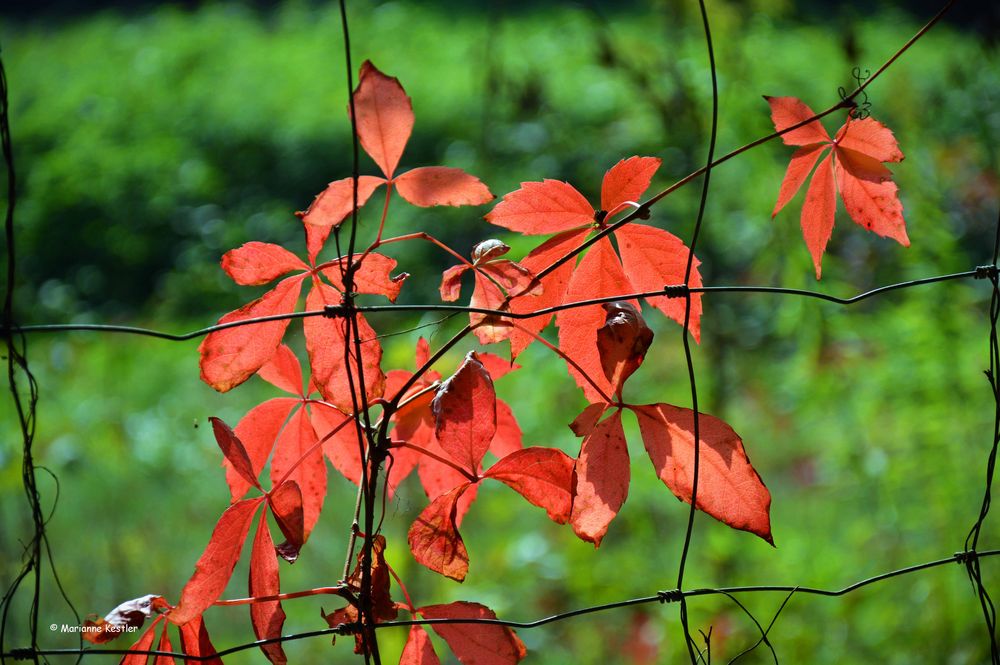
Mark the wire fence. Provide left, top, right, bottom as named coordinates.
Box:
left=3, top=0, right=999, bottom=663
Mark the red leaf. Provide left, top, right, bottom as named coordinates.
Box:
left=419, top=602, right=527, bottom=665
left=270, top=407, right=325, bottom=542
left=249, top=513, right=287, bottom=665
left=119, top=617, right=162, bottom=665
left=170, top=497, right=264, bottom=626
left=257, top=344, right=304, bottom=396
left=229, top=398, right=297, bottom=502
left=394, top=166, right=494, bottom=207
left=835, top=116, right=904, bottom=163
left=615, top=224, right=702, bottom=341
left=601, top=156, right=661, bottom=212
left=210, top=417, right=262, bottom=494
left=631, top=403, right=773, bottom=544
left=221, top=242, right=308, bottom=287
left=154, top=622, right=174, bottom=665
left=470, top=272, right=513, bottom=345
left=480, top=261, right=538, bottom=295
left=485, top=447, right=574, bottom=524
left=772, top=144, right=828, bottom=218
left=408, top=484, right=472, bottom=581
left=177, top=616, right=222, bottom=664
left=400, top=626, right=441, bottom=665
left=801, top=154, right=837, bottom=279
left=556, top=237, right=635, bottom=403
left=835, top=148, right=908, bottom=246
left=764, top=96, right=831, bottom=145
left=304, top=281, right=385, bottom=412
left=571, top=410, right=629, bottom=546
left=439, top=264, right=468, bottom=301
left=297, top=176, right=385, bottom=264
left=311, top=401, right=365, bottom=486
left=595, top=301, right=654, bottom=397
left=569, top=403, right=609, bottom=438
left=82, top=595, right=169, bottom=644
left=267, top=479, right=305, bottom=562
left=416, top=442, right=480, bottom=526
left=432, top=352, right=496, bottom=474
left=198, top=275, right=305, bottom=393
left=485, top=179, right=594, bottom=235
left=489, top=400, right=523, bottom=459
left=353, top=61, right=414, bottom=179
left=508, top=229, right=588, bottom=359
left=320, top=252, right=407, bottom=302
left=477, top=353, right=520, bottom=381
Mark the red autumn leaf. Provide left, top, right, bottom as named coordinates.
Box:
left=484, top=447, right=574, bottom=524
left=615, top=224, right=702, bottom=342
left=469, top=273, right=514, bottom=345
left=119, top=616, right=162, bottom=665
left=569, top=402, right=609, bottom=438
left=432, top=352, right=496, bottom=475
left=595, top=301, right=654, bottom=397
left=353, top=61, right=414, bottom=179
left=169, top=496, right=264, bottom=626
left=322, top=535, right=397, bottom=655
left=210, top=417, right=263, bottom=494
left=269, top=407, right=325, bottom=542
left=419, top=602, right=527, bottom=665
left=571, top=409, right=630, bottom=547
left=489, top=400, right=523, bottom=459
left=477, top=352, right=520, bottom=381
left=485, top=179, right=594, bottom=234
left=310, top=400, right=366, bottom=486
left=198, top=275, right=305, bottom=393
left=267, top=479, right=305, bottom=561
left=416, top=438, right=480, bottom=525
left=320, top=252, right=408, bottom=303
left=408, top=483, right=472, bottom=581
left=221, top=242, right=308, bottom=287
left=82, top=594, right=169, bottom=644
left=631, top=403, right=773, bottom=544
left=556, top=237, right=636, bottom=403
left=177, top=616, right=222, bottom=665
left=257, top=344, right=305, bottom=395
left=601, top=156, right=661, bottom=212
left=154, top=621, right=174, bottom=665
left=767, top=96, right=908, bottom=278
left=296, top=175, right=385, bottom=263
left=400, top=625, right=442, bottom=665
left=249, top=512, right=287, bottom=665
left=226, top=399, right=295, bottom=501
left=395, top=166, right=494, bottom=207
left=304, top=280, right=385, bottom=412
left=507, top=229, right=588, bottom=359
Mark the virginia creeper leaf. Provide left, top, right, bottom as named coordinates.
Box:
left=198, top=275, right=305, bottom=393
left=210, top=416, right=263, bottom=494
left=835, top=148, right=908, bottom=245
left=229, top=398, right=297, bottom=502
left=170, top=497, right=264, bottom=626
left=394, top=166, right=494, bottom=207
left=432, top=352, right=496, bottom=474
left=154, top=621, right=174, bottom=665
left=82, top=595, right=169, bottom=644
left=801, top=155, right=837, bottom=278
left=419, top=602, right=527, bottom=665
left=353, top=61, right=414, bottom=179
left=632, top=403, right=773, bottom=544
left=249, top=512, right=287, bottom=665
left=400, top=626, right=441, bottom=665
left=570, top=403, right=609, bottom=438
left=571, top=409, right=629, bottom=547
left=489, top=400, right=523, bottom=459
left=595, top=301, right=654, bottom=397
left=222, top=242, right=308, bottom=287
left=439, top=264, right=468, bottom=301
left=408, top=483, right=472, bottom=581
left=119, top=617, right=161, bottom=665
left=764, top=95, right=831, bottom=145
left=267, top=479, right=305, bottom=561
left=310, top=401, right=366, bottom=486
left=270, top=407, right=325, bottom=542
left=601, top=156, right=661, bottom=212
left=484, top=447, right=574, bottom=524
left=320, top=252, right=407, bottom=303
left=177, top=616, right=222, bottom=664
left=485, top=179, right=594, bottom=234
left=257, top=344, right=305, bottom=396
left=296, top=176, right=384, bottom=264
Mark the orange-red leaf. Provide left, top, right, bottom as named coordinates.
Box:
left=569, top=403, right=609, bottom=438
left=601, top=156, right=660, bottom=212
left=177, top=616, right=222, bottom=664
left=571, top=410, right=629, bottom=546
left=353, top=61, right=414, bottom=179
left=221, top=242, right=308, bottom=286
left=270, top=407, right=324, bottom=542
left=311, top=401, right=365, bottom=486
left=489, top=400, right=523, bottom=459
left=485, top=447, right=574, bottom=524
left=82, top=595, right=169, bottom=644
left=470, top=273, right=513, bottom=345
left=198, top=275, right=305, bottom=393
left=485, top=179, right=594, bottom=235
left=267, top=479, right=305, bottom=562
left=394, top=166, right=494, bottom=207
left=249, top=513, right=287, bottom=665
left=229, top=398, right=296, bottom=502
left=170, top=497, right=264, bottom=626
left=304, top=281, right=385, bottom=412
left=400, top=626, right=441, bottom=665
left=407, top=484, right=472, bottom=581
left=440, top=264, right=468, bottom=301
left=432, top=352, right=496, bottom=474
left=595, top=301, right=654, bottom=397
left=835, top=148, right=908, bottom=246
left=615, top=224, right=702, bottom=341
left=632, top=403, right=772, bottom=544
left=257, top=344, right=304, bottom=396
left=835, top=116, right=904, bottom=163
left=416, top=447, right=480, bottom=526
left=210, top=416, right=262, bottom=494
left=556, top=237, right=634, bottom=403
left=297, top=176, right=385, bottom=264
left=801, top=154, right=837, bottom=279
left=772, top=144, right=828, bottom=218
left=320, top=252, right=407, bottom=302
left=154, top=621, right=174, bottom=665
left=508, top=229, right=588, bottom=358
left=764, top=96, right=830, bottom=146
left=419, top=602, right=527, bottom=665
left=119, top=617, right=162, bottom=665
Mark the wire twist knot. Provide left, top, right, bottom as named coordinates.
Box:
left=657, top=589, right=684, bottom=604
left=974, top=265, right=998, bottom=280
left=662, top=284, right=689, bottom=299
left=9, top=648, right=35, bottom=661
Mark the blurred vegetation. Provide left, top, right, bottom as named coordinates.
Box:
left=1, top=0, right=999, bottom=663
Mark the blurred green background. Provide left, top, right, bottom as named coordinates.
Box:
left=1, top=0, right=999, bottom=663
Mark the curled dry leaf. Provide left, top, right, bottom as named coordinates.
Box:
left=82, top=594, right=170, bottom=644
left=596, top=301, right=654, bottom=397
